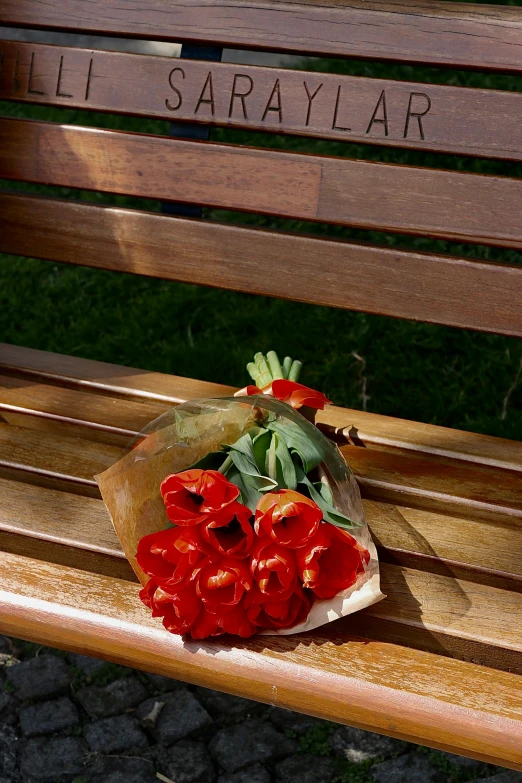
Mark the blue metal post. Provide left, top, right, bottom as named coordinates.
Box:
left=163, top=43, right=223, bottom=217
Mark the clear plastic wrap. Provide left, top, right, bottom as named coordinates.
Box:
left=96, top=395, right=383, bottom=636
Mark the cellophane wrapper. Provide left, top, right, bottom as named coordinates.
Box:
left=96, top=396, right=384, bottom=635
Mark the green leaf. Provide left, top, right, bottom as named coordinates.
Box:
left=227, top=466, right=262, bottom=514
left=252, top=428, right=272, bottom=474
left=266, top=432, right=278, bottom=482
left=272, top=432, right=297, bottom=490
left=266, top=418, right=325, bottom=473
left=225, top=432, right=278, bottom=493
left=295, top=467, right=360, bottom=530
left=316, top=481, right=333, bottom=506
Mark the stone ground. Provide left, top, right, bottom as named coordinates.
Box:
left=0, top=636, right=520, bottom=783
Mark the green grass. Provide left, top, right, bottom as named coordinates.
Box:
left=1, top=50, right=521, bottom=440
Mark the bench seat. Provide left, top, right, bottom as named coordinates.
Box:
left=1, top=341, right=521, bottom=769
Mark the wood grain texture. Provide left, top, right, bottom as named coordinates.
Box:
left=366, top=499, right=522, bottom=591
left=321, top=405, right=522, bottom=474
left=2, top=366, right=522, bottom=579
left=1, top=120, right=521, bottom=247
left=0, top=343, right=235, bottom=404
left=3, top=194, right=522, bottom=337
left=1, top=0, right=522, bottom=72
left=0, top=551, right=521, bottom=769
left=3, top=446, right=522, bottom=591
left=0, top=118, right=322, bottom=219
left=0, top=422, right=117, bottom=489
left=3, top=342, right=522, bottom=473
left=2, top=40, right=522, bottom=161
left=0, top=370, right=167, bottom=444
left=1, top=367, right=521, bottom=586
left=0, top=477, right=134, bottom=579
left=2, top=430, right=522, bottom=587
left=341, top=444, right=522, bottom=526
left=360, top=564, right=522, bottom=673
left=2, top=468, right=522, bottom=672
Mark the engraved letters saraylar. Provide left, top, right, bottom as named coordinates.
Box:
left=0, top=47, right=432, bottom=142
left=166, top=66, right=432, bottom=141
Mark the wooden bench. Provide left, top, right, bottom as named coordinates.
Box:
left=0, top=0, right=521, bottom=769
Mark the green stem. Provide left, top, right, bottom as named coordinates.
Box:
left=288, top=359, right=303, bottom=382
left=247, top=362, right=261, bottom=384
left=218, top=454, right=233, bottom=474
left=266, top=350, right=283, bottom=380
left=254, top=352, right=272, bottom=388
left=282, top=356, right=292, bottom=379
left=267, top=434, right=278, bottom=480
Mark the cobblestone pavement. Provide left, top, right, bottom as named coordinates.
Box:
left=0, top=636, right=520, bottom=783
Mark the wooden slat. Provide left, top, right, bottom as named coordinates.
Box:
left=366, top=499, right=522, bottom=591
left=0, top=477, right=134, bottom=580
left=0, top=343, right=234, bottom=404
left=322, top=406, right=522, bottom=474
left=342, top=444, right=522, bottom=526
left=2, top=41, right=522, bottom=161
left=2, top=469, right=522, bottom=673
left=3, top=443, right=522, bottom=593
left=1, top=119, right=521, bottom=248
left=0, top=551, right=521, bottom=768
left=1, top=0, right=521, bottom=73
left=4, top=441, right=522, bottom=592
left=0, top=132, right=512, bottom=257
left=2, top=342, right=522, bottom=473
left=3, top=195, right=522, bottom=337
left=362, top=564, right=522, bottom=674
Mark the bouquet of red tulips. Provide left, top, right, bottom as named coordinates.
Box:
left=96, top=352, right=382, bottom=640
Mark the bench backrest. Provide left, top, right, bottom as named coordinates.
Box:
left=0, top=0, right=521, bottom=337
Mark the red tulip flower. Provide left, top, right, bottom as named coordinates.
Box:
left=270, top=380, right=331, bottom=410
left=196, top=557, right=253, bottom=610
left=201, top=502, right=254, bottom=559
left=245, top=585, right=311, bottom=630
left=153, top=581, right=202, bottom=634
left=235, top=380, right=331, bottom=411
left=297, top=523, right=370, bottom=599
left=251, top=539, right=297, bottom=599
left=255, top=489, right=322, bottom=548
left=161, top=469, right=239, bottom=525
left=136, top=527, right=204, bottom=585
